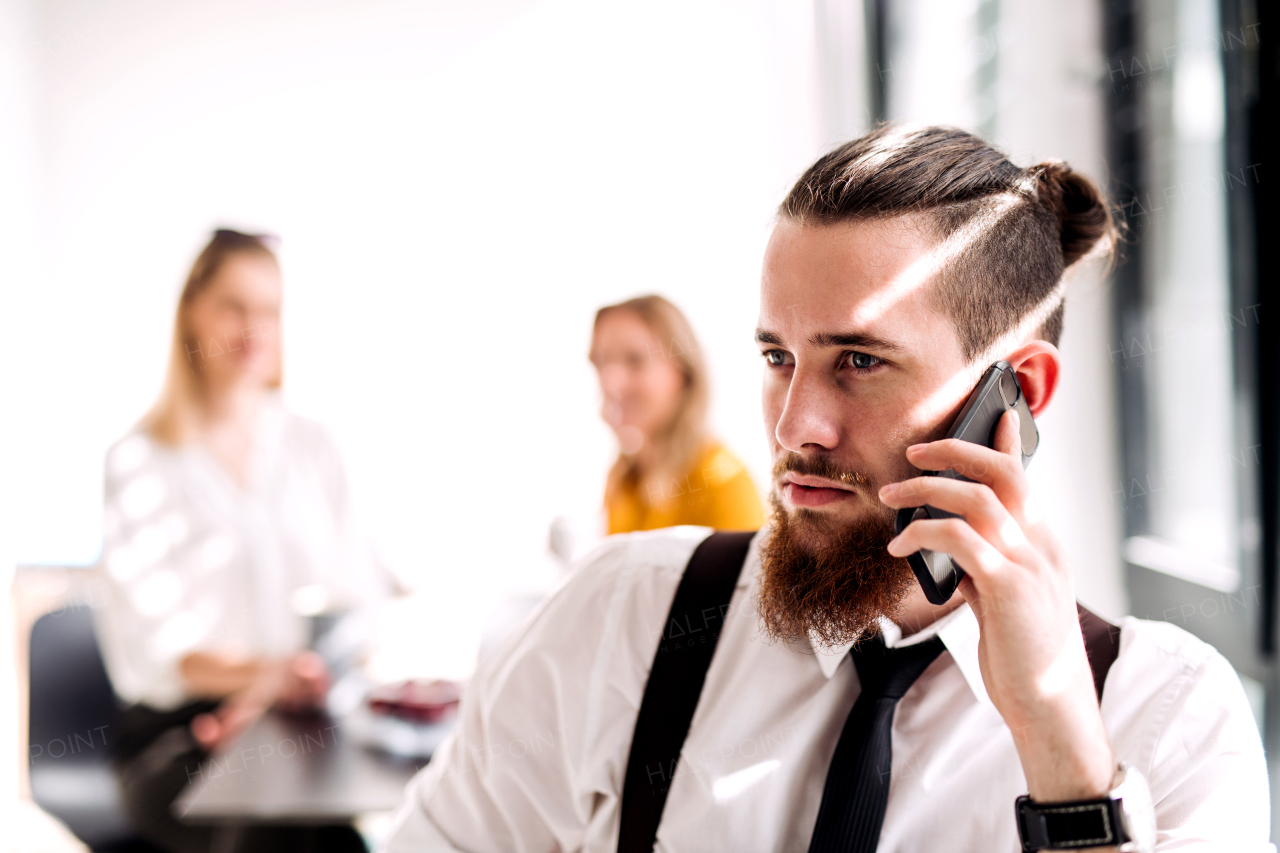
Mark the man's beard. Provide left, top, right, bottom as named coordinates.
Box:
left=757, top=455, right=916, bottom=648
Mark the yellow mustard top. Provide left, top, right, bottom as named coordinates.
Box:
left=606, top=441, right=765, bottom=534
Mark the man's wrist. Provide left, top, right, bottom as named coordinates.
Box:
left=1016, top=763, right=1156, bottom=853
left=1011, top=700, right=1114, bottom=802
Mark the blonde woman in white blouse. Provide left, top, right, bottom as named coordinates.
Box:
left=97, top=230, right=381, bottom=853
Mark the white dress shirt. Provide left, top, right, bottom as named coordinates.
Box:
left=95, top=398, right=384, bottom=710
left=385, top=526, right=1271, bottom=852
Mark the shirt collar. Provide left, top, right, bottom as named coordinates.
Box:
left=809, top=602, right=993, bottom=709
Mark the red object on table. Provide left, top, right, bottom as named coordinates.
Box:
left=367, top=680, right=462, bottom=723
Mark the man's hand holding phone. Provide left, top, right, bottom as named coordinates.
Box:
left=878, top=411, right=1116, bottom=807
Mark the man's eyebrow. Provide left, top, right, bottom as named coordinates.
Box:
left=755, top=329, right=783, bottom=345
left=809, top=331, right=906, bottom=353
left=755, top=328, right=906, bottom=353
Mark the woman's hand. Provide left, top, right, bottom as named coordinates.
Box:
left=191, top=692, right=267, bottom=752
left=189, top=652, right=331, bottom=751
left=878, top=411, right=1114, bottom=803
left=274, top=651, right=331, bottom=712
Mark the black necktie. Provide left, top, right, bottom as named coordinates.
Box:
left=808, top=634, right=946, bottom=853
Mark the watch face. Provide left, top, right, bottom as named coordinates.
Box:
left=1115, top=765, right=1157, bottom=852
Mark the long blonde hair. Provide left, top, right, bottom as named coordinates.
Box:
left=144, top=229, right=282, bottom=445
left=596, top=295, right=710, bottom=506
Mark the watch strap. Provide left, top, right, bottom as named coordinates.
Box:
left=1016, top=793, right=1130, bottom=851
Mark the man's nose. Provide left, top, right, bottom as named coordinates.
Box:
left=774, top=367, right=841, bottom=452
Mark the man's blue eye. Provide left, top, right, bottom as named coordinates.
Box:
left=848, top=352, right=879, bottom=369
left=764, top=350, right=787, bottom=366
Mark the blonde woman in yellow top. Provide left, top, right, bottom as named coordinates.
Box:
left=590, top=295, right=764, bottom=534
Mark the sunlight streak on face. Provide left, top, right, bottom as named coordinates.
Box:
left=897, top=369, right=984, bottom=445
left=837, top=199, right=1021, bottom=333
left=821, top=201, right=1044, bottom=437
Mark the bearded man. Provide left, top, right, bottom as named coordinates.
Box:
left=385, top=126, right=1269, bottom=852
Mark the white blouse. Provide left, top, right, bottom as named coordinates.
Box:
left=95, top=399, right=386, bottom=710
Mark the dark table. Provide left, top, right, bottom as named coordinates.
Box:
left=174, top=711, right=436, bottom=824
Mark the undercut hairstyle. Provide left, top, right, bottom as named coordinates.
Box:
left=780, top=125, right=1115, bottom=360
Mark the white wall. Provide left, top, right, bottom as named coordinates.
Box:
left=994, top=0, right=1126, bottom=620
left=2, top=0, right=45, bottom=826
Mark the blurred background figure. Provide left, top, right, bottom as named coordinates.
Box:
left=591, top=296, right=763, bottom=534
left=95, top=230, right=380, bottom=852
left=479, top=297, right=763, bottom=662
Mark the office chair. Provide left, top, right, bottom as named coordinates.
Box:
left=28, top=605, right=156, bottom=852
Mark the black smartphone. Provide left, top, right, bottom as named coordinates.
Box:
left=894, top=361, right=1040, bottom=604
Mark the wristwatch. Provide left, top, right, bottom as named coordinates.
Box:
left=1015, top=763, right=1156, bottom=852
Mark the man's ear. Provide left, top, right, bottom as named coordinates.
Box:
left=1004, top=341, right=1060, bottom=418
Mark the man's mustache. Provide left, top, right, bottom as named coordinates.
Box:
left=772, top=452, right=873, bottom=489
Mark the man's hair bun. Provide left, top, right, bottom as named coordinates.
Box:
left=1027, top=160, right=1115, bottom=269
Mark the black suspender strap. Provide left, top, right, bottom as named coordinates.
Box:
left=1077, top=604, right=1121, bottom=700
left=616, top=529, right=1122, bottom=853
left=618, top=530, right=755, bottom=853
